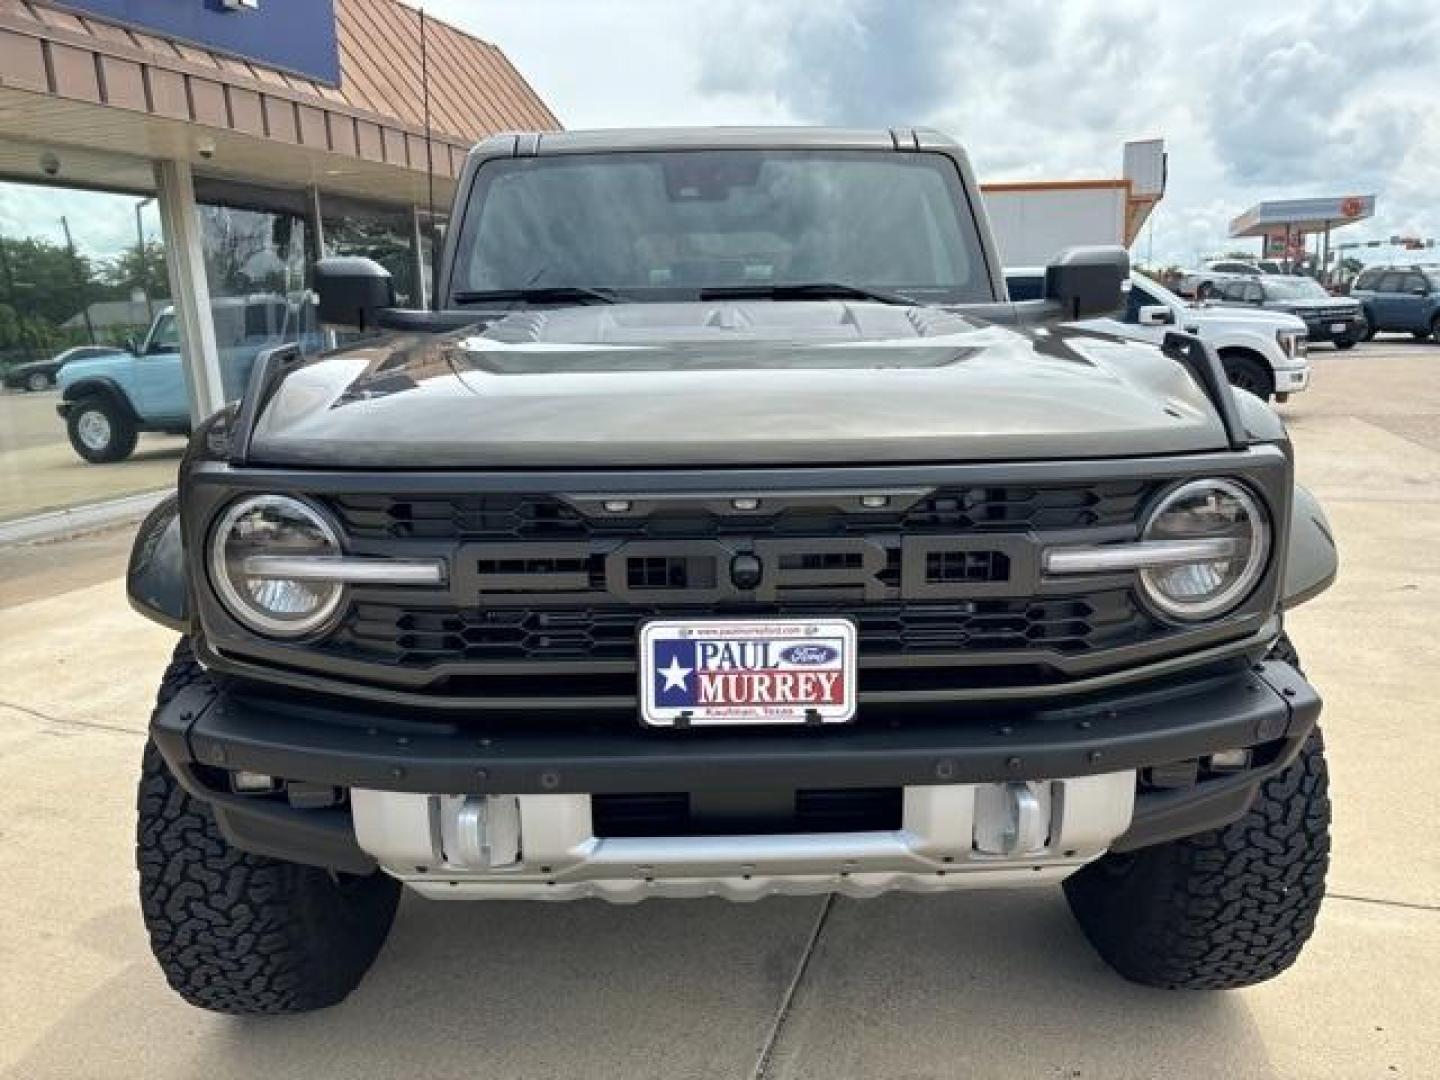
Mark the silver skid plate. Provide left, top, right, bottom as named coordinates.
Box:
left=352, top=773, right=1136, bottom=902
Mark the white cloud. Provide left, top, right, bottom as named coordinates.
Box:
left=410, top=0, right=1439, bottom=268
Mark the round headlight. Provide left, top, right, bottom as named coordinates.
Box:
left=209, top=495, right=344, bottom=637
left=1139, top=479, right=1270, bottom=621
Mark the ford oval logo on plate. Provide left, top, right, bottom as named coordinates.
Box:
left=779, top=644, right=839, bottom=666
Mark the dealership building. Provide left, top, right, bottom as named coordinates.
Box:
left=0, top=0, right=557, bottom=530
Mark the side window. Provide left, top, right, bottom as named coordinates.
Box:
left=1124, top=284, right=1158, bottom=323
left=243, top=301, right=287, bottom=341
left=1353, top=269, right=1377, bottom=291
left=1244, top=283, right=1264, bottom=303
left=211, top=306, right=246, bottom=349
left=147, top=314, right=180, bottom=352
left=1216, top=281, right=1245, bottom=301
left=1376, top=273, right=1405, bottom=293
left=1214, top=262, right=1249, bottom=274
left=1401, top=273, right=1427, bottom=295
left=1005, top=274, right=1044, bottom=302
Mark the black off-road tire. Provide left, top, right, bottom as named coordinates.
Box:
left=1064, top=640, right=1329, bottom=989
left=65, top=395, right=138, bottom=463
left=1334, top=338, right=1357, bottom=350
left=136, top=642, right=402, bottom=1015
left=1431, top=315, right=1440, bottom=344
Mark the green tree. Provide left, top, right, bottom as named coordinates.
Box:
left=0, top=236, right=96, bottom=325
left=0, top=237, right=103, bottom=364
left=98, top=240, right=169, bottom=303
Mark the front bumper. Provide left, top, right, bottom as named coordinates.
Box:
left=1302, top=317, right=1362, bottom=344
left=152, top=656, right=1321, bottom=881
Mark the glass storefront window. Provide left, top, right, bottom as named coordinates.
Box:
left=322, top=197, right=433, bottom=308
left=195, top=201, right=314, bottom=395
left=0, top=176, right=182, bottom=523
left=1, top=162, right=437, bottom=526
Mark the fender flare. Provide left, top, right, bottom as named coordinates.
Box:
left=128, top=493, right=190, bottom=632
left=61, top=376, right=141, bottom=423
left=1282, top=483, right=1338, bottom=609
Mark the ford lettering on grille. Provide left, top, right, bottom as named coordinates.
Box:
left=445, top=534, right=1039, bottom=607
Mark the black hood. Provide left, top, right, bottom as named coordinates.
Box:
left=247, top=301, right=1230, bottom=468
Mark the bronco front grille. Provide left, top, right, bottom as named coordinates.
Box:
left=214, top=478, right=1223, bottom=700
left=279, top=482, right=1180, bottom=695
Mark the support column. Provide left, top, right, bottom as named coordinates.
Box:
left=154, top=159, right=223, bottom=422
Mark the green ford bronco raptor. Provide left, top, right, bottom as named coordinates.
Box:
left=127, top=127, right=1338, bottom=1014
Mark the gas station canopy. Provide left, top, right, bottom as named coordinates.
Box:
left=1230, top=195, right=1375, bottom=238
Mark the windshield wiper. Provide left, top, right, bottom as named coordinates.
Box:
left=451, top=286, right=623, bottom=306
left=697, top=282, right=924, bottom=306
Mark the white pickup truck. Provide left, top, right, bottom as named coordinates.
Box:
left=1007, top=269, right=1311, bottom=402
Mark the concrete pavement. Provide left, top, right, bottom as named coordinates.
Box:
left=0, top=387, right=184, bottom=523
left=2, top=341, right=1438, bottom=1079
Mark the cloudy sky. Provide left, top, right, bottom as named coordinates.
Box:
left=2, top=0, right=1434, bottom=269
left=414, top=0, right=1439, bottom=268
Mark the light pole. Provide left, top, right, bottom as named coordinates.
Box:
left=135, top=196, right=155, bottom=322
left=60, top=215, right=96, bottom=344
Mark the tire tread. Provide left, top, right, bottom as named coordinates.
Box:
left=1064, top=638, right=1330, bottom=990
left=136, top=641, right=400, bottom=1014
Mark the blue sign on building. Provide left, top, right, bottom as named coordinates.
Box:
left=55, top=1, right=341, bottom=86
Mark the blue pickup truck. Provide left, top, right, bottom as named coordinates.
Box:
left=57, top=295, right=310, bottom=463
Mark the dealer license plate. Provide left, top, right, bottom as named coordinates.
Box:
left=1330, top=322, right=1347, bottom=333
left=639, top=618, right=857, bottom=727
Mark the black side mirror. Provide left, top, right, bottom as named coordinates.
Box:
left=314, top=256, right=395, bottom=332
left=124, top=336, right=139, bottom=355
left=1045, top=246, right=1130, bottom=319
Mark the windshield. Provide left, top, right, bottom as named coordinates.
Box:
left=1264, top=278, right=1330, bottom=301
left=146, top=312, right=179, bottom=351
left=450, top=150, right=990, bottom=304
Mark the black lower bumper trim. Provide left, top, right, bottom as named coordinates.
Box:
left=152, top=660, right=1320, bottom=799
left=213, top=800, right=376, bottom=875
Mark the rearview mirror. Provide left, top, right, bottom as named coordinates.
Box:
left=1045, top=246, right=1129, bottom=319
left=314, top=256, right=395, bottom=332
left=1138, top=305, right=1175, bottom=327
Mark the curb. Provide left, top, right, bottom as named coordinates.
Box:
left=0, top=488, right=170, bottom=547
